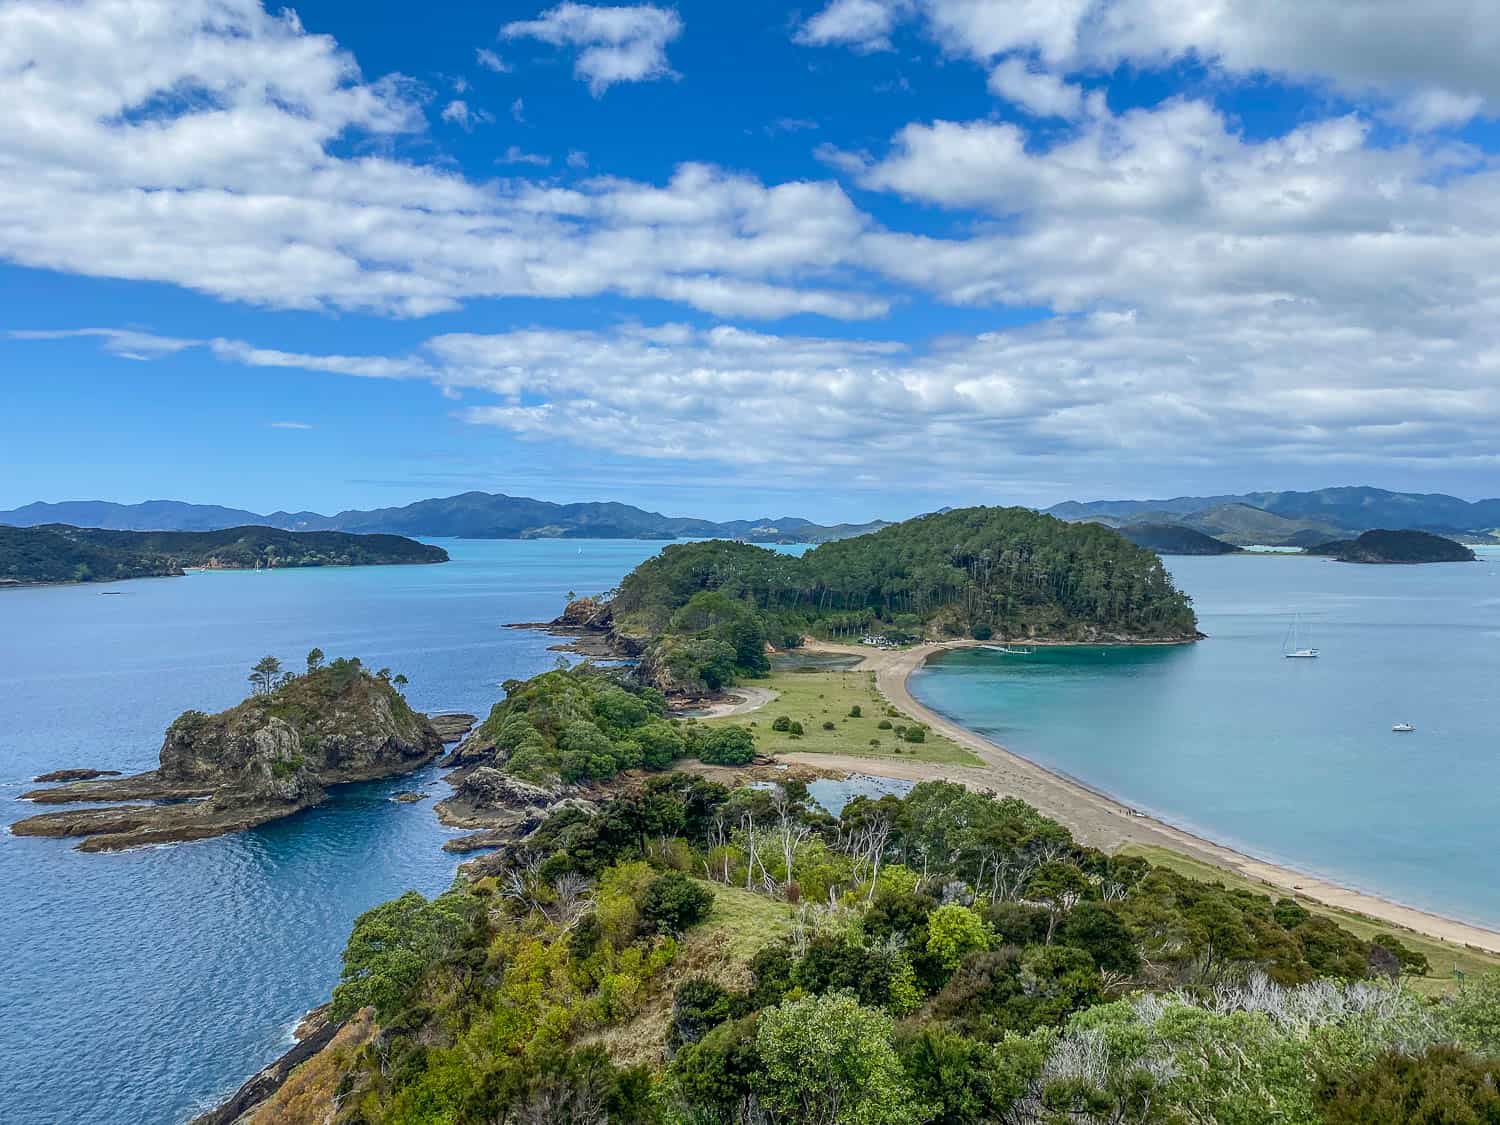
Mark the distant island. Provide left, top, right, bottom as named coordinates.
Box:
left=0, top=492, right=889, bottom=544
left=8, top=483, right=1500, bottom=548
left=1306, top=529, right=1478, bottom=564
left=1115, top=523, right=1242, bottom=555
left=1049, top=485, right=1500, bottom=547
left=0, top=524, right=448, bottom=586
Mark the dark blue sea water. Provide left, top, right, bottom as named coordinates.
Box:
left=0, top=540, right=675, bottom=1125
left=6, top=542, right=1500, bottom=1123
left=910, top=548, right=1500, bottom=930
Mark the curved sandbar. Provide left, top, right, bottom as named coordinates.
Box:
left=785, top=640, right=1500, bottom=956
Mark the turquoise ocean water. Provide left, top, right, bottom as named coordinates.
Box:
left=909, top=548, right=1500, bottom=930
left=3, top=540, right=1498, bottom=1122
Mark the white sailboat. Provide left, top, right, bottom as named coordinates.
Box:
left=1283, top=612, right=1319, bottom=658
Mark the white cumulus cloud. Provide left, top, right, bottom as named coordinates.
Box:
left=502, top=3, right=683, bottom=95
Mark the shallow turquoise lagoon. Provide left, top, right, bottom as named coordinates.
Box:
left=910, top=548, right=1500, bottom=931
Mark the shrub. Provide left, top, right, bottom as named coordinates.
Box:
left=823, top=721, right=836, bottom=730
left=695, top=724, right=756, bottom=766
left=788, top=721, right=804, bottom=736
left=641, top=872, right=715, bottom=934
left=771, top=715, right=792, bottom=732
left=669, top=978, right=736, bottom=1050
left=754, top=993, right=921, bottom=1125
left=904, top=726, right=926, bottom=744
left=927, top=904, right=993, bottom=971
left=878, top=719, right=893, bottom=730
left=849, top=704, right=862, bottom=717
left=1373, top=933, right=1432, bottom=977
left=671, top=1014, right=762, bottom=1116
left=1316, top=1044, right=1500, bottom=1125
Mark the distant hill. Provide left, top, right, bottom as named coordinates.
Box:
left=0, top=525, right=447, bottom=586
left=1049, top=486, right=1500, bottom=543
left=0, top=499, right=268, bottom=532
left=1, top=492, right=889, bottom=544
left=1306, top=529, right=1477, bottom=564
left=1115, top=523, right=1242, bottom=555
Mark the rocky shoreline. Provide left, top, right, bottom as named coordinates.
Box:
left=12, top=664, right=445, bottom=851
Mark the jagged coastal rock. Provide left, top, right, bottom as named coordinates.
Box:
left=427, top=712, right=477, bottom=743
left=12, top=659, right=442, bottom=851
left=31, top=767, right=122, bottom=783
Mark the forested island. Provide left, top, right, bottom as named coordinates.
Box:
left=556, top=506, right=1199, bottom=695
left=196, top=764, right=1500, bottom=1124
left=0, top=524, right=447, bottom=586
left=13, top=655, right=442, bottom=849
left=1114, top=522, right=1242, bottom=555
left=1306, top=529, right=1477, bottom=564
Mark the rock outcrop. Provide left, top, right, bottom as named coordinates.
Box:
left=427, top=712, right=477, bottom=743
left=433, top=765, right=599, bottom=856
left=13, top=660, right=442, bottom=850
left=31, top=767, right=123, bottom=783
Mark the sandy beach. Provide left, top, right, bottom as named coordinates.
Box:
left=772, top=640, right=1500, bottom=956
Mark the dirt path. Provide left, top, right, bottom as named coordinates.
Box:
left=679, top=685, right=779, bottom=719
left=792, top=640, right=1500, bottom=955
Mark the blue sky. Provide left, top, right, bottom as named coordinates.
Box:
left=5, top=1, right=1500, bottom=521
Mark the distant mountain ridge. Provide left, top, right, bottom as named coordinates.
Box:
left=1048, top=486, right=1500, bottom=546
left=0, top=493, right=889, bottom=544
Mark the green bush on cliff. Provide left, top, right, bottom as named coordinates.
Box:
left=330, top=889, right=483, bottom=1021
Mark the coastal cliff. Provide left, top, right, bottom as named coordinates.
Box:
left=13, top=659, right=442, bottom=850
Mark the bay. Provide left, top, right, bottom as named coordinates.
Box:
left=909, top=548, right=1500, bottom=930
left=0, top=540, right=671, bottom=1125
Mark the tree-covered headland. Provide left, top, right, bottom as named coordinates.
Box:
left=599, top=507, right=1199, bottom=693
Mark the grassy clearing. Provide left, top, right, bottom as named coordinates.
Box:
left=704, top=666, right=980, bottom=766
left=704, top=881, right=797, bottom=962
left=1122, top=843, right=1500, bottom=996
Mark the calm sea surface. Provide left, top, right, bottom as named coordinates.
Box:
left=0, top=540, right=676, bottom=1125
left=910, top=548, right=1500, bottom=930
left=3, top=541, right=1499, bottom=1122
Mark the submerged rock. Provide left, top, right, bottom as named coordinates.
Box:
left=31, top=767, right=123, bottom=783
left=12, top=660, right=441, bottom=850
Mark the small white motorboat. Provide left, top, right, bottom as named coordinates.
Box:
left=1392, top=722, right=1415, bottom=733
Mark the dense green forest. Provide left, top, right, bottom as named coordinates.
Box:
left=455, top=665, right=759, bottom=785
left=0, top=524, right=184, bottom=584
left=1307, top=529, right=1477, bottom=564
left=605, top=507, right=1199, bottom=692
left=0, top=524, right=447, bottom=584
left=249, top=773, right=1500, bottom=1123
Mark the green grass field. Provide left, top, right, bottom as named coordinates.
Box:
left=704, top=666, right=981, bottom=766
left=703, top=881, right=797, bottom=961
left=1122, top=843, right=1500, bottom=995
